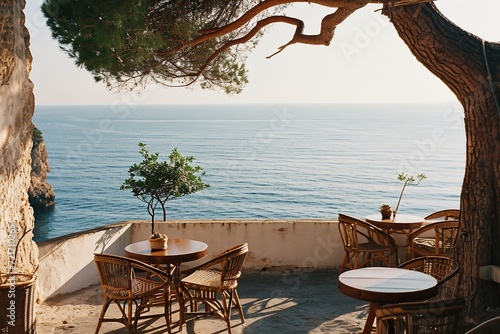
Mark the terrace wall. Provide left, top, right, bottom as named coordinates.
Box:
left=36, top=219, right=343, bottom=301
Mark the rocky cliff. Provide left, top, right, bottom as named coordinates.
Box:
left=29, top=127, right=55, bottom=208
left=0, top=0, right=39, bottom=277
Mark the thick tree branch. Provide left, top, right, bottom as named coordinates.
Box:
left=161, top=0, right=436, bottom=84
left=174, top=0, right=370, bottom=53
left=165, top=0, right=429, bottom=66
left=122, top=0, right=441, bottom=87
left=267, top=5, right=365, bottom=58
left=196, top=16, right=294, bottom=80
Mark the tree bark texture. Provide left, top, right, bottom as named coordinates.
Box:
left=0, top=0, right=38, bottom=278
left=384, top=3, right=500, bottom=315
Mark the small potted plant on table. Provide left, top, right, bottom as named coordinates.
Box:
left=149, top=232, right=169, bottom=250
left=380, top=204, right=393, bottom=219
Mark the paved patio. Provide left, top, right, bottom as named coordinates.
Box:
left=37, top=269, right=369, bottom=334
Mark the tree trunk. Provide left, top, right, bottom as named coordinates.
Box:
left=383, top=3, right=500, bottom=316
left=0, top=0, right=38, bottom=278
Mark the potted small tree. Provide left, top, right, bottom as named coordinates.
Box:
left=121, top=143, right=210, bottom=248
left=392, top=172, right=426, bottom=218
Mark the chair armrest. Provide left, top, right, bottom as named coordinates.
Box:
left=95, top=253, right=172, bottom=283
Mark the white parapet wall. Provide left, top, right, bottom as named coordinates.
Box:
left=36, top=223, right=133, bottom=301
left=131, top=219, right=345, bottom=270
left=37, top=219, right=344, bottom=301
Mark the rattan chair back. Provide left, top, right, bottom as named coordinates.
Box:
left=338, top=213, right=398, bottom=273
left=425, top=209, right=460, bottom=221
left=399, top=256, right=460, bottom=300
left=408, top=220, right=459, bottom=259
left=375, top=297, right=465, bottom=334
left=94, top=253, right=170, bottom=334
left=219, top=243, right=249, bottom=290
left=181, top=243, right=248, bottom=334
left=95, top=255, right=133, bottom=297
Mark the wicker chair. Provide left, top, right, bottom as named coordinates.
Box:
left=338, top=213, right=398, bottom=273
left=398, top=256, right=460, bottom=300
left=94, top=253, right=171, bottom=334
left=425, top=209, right=460, bottom=221
left=181, top=243, right=248, bottom=334
left=465, top=315, right=500, bottom=334
left=408, top=220, right=459, bottom=259
left=375, top=297, right=465, bottom=334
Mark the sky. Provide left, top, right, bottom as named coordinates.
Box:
left=25, top=1, right=500, bottom=106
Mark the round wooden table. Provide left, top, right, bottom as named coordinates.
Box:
left=366, top=213, right=425, bottom=263
left=125, top=238, right=208, bottom=330
left=338, top=267, right=438, bottom=334
left=125, top=239, right=208, bottom=265
left=365, top=213, right=424, bottom=232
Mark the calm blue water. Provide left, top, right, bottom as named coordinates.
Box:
left=32, top=103, right=466, bottom=242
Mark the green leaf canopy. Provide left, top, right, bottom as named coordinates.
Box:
left=121, top=143, right=210, bottom=233
left=42, top=0, right=252, bottom=93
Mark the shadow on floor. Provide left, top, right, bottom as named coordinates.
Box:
left=37, top=268, right=368, bottom=334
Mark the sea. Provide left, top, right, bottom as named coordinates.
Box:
left=32, top=103, right=466, bottom=243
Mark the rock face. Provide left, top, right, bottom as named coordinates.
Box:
left=29, top=128, right=55, bottom=208
left=0, top=0, right=39, bottom=277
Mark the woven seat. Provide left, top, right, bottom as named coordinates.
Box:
left=398, top=256, right=460, bottom=300
left=94, top=253, right=171, bottom=334
left=338, top=213, right=398, bottom=273
left=408, top=220, right=459, bottom=259
left=375, top=297, right=465, bottom=334
left=181, top=243, right=248, bottom=334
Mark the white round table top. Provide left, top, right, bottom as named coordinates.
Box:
left=338, top=267, right=438, bottom=303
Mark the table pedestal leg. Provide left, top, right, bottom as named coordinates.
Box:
left=158, top=263, right=187, bottom=331
left=363, top=302, right=378, bottom=334
left=164, top=279, right=172, bottom=334
left=172, top=263, right=186, bottom=330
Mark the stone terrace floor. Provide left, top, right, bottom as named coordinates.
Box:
left=36, top=267, right=498, bottom=333
left=37, top=269, right=369, bottom=334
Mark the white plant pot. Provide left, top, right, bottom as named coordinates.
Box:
left=149, top=236, right=168, bottom=250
